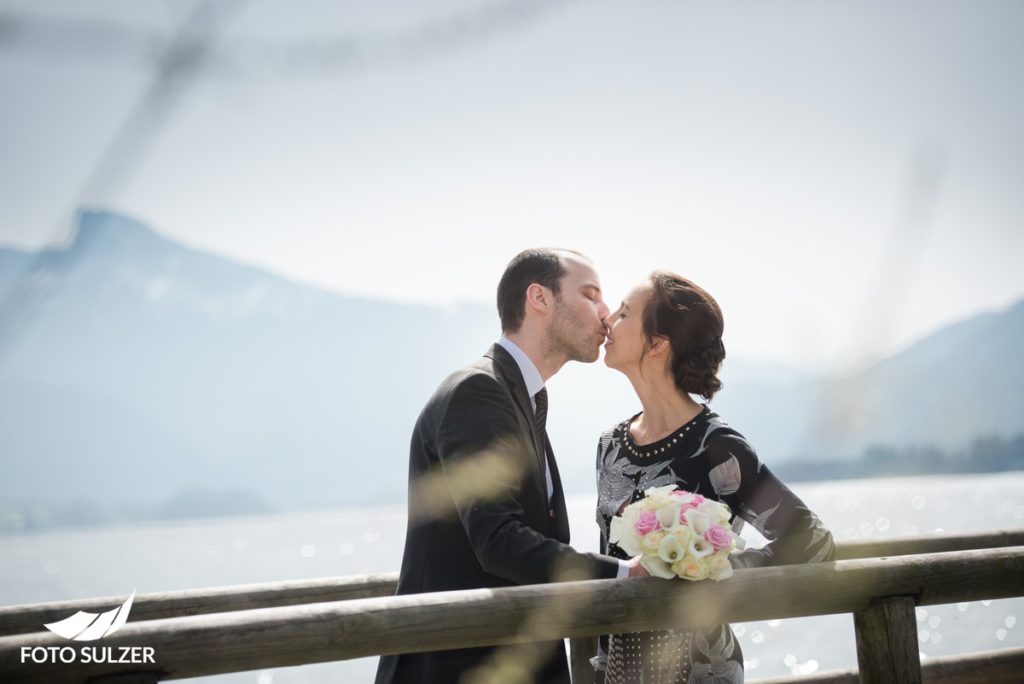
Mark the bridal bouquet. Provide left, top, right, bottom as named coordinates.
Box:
left=609, top=485, right=745, bottom=581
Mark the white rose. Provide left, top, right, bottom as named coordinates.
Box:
left=671, top=525, right=694, bottom=547
left=641, top=529, right=665, bottom=553
left=646, top=484, right=678, bottom=499
left=674, top=491, right=697, bottom=506
left=697, top=499, right=730, bottom=523
left=643, top=485, right=678, bottom=509
left=707, top=554, right=734, bottom=581
left=676, top=556, right=710, bottom=581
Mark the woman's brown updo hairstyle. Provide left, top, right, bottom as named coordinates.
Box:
left=641, top=271, right=726, bottom=401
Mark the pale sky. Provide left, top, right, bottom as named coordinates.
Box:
left=2, top=0, right=1022, bottom=373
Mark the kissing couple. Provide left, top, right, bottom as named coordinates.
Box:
left=376, top=249, right=835, bottom=684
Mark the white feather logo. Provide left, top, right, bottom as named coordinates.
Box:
left=43, top=591, right=136, bottom=641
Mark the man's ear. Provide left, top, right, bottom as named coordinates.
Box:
left=525, top=283, right=551, bottom=316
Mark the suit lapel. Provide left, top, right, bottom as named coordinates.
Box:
left=486, top=345, right=548, bottom=493
left=544, top=437, right=571, bottom=542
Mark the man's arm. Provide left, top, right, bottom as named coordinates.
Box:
left=436, top=372, right=621, bottom=584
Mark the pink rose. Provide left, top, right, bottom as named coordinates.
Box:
left=678, top=498, right=705, bottom=523
left=635, top=510, right=661, bottom=536
left=704, top=524, right=732, bottom=551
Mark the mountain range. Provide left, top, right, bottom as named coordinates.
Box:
left=1, top=211, right=1021, bottom=526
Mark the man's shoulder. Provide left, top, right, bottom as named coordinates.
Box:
left=423, top=350, right=503, bottom=403
left=435, top=354, right=505, bottom=398
left=415, top=354, right=516, bottom=432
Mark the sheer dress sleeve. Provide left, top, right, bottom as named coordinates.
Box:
left=702, top=429, right=836, bottom=569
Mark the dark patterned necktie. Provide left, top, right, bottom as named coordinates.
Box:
left=534, top=387, right=555, bottom=517
left=534, top=387, right=548, bottom=435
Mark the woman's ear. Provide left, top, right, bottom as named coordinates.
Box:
left=648, top=336, right=670, bottom=357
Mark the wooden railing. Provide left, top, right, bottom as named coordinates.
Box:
left=0, top=530, right=1021, bottom=683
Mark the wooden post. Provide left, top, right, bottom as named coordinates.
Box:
left=569, top=636, right=596, bottom=684
left=853, top=596, right=921, bottom=684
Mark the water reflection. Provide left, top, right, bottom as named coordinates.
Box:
left=1, top=472, right=1021, bottom=683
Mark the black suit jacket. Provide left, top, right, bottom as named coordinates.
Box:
left=375, top=345, right=620, bottom=684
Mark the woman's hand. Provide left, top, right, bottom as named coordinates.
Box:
left=626, top=554, right=649, bottom=578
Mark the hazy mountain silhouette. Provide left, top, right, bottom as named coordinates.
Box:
left=1, top=210, right=1021, bottom=525
left=798, top=299, right=1024, bottom=457
left=0, top=211, right=497, bottom=516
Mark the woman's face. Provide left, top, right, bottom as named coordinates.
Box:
left=602, top=283, right=652, bottom=372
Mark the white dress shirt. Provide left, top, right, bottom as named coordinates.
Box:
left=496, top=337, right=553, bottom=501
left=496, top=337, right=630, bottom=579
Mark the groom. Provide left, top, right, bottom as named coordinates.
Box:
left=375, top=249, right=644, bottom=684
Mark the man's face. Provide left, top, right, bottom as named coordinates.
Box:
left=547, top=257, right=610, bottom=363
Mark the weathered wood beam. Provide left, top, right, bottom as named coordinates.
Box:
left=0, top=574, right=398, bottom=637
left=3, top=529, right=1021, bottom=638
left=0, top=546, right=1019, bottom=683
left=833, top=529, right=1024, bottom=561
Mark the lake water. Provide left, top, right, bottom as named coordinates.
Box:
left=2, top=472, right=1022, bottom=682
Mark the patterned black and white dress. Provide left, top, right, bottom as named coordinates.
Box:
left=595, top=405, right=836, bottom=684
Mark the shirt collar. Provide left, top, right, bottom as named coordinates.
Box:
left=497, top=336, right=545, bottom=400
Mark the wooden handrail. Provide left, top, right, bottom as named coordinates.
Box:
left=832, top=529, right=1024, bottom=561
left=0, top=574, right=398, bottom=637
left=2, top=528, right=1021, bottom=638
left=0, top=546, right=1021, bottom=683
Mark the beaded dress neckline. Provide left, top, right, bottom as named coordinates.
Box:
left=621, top=405, right=710, bottom=460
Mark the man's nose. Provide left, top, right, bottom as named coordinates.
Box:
left=597, top=301, right=610, bottom=320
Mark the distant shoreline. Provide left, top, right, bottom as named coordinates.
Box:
left=3, top=468, right=1022, bottom=536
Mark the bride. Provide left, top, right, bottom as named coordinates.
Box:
left=594, top=271, right=836, bottom=684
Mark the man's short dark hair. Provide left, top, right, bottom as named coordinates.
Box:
left=496, top=248, right=586, bottom=333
